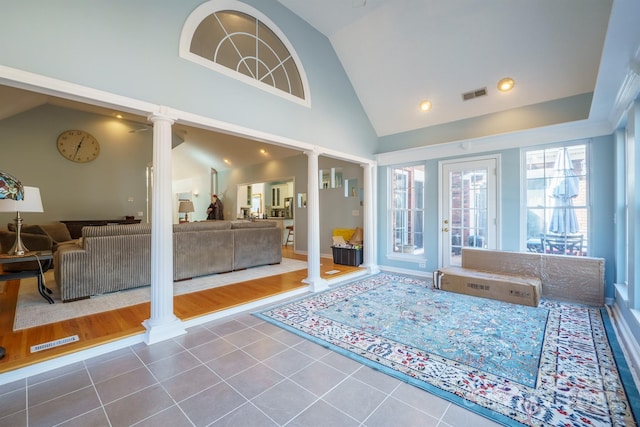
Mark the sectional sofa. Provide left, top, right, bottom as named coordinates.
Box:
left=54, top=220, right=282, bottom=302
left=0, top=221, right=77, bottom=271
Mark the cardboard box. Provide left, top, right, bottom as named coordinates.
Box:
left=461, top=248, right=604, bottom=306
left=437, top=266, right=541, bottom=307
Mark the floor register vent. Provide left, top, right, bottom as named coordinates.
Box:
left=462, top=87, right=488, bottom=101
left=31, top=335, right=79, bottom=353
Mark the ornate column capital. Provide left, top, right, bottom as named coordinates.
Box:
left=148, top=107, right=177, bottom=125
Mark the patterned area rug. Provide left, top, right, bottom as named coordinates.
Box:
left=14, top=258, right=308, bottom=330
left=256, top=273, right=639, bottom=427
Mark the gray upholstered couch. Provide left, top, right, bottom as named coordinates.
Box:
left=54, top=220, right=282, bottom=302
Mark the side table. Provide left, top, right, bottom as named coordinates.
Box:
left=0, top=250, right=54, bottom=304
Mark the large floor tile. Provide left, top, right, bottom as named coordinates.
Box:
left=179, top=382, right=248, bottom=427
left=289, top=360, right=348, bottom=397
left=160, top=364, right=221, bottom=402
left=251, top=379, right=317, bottom=425
left=103, top=384, right=174, bottom=427
left=225, top=363, right=284, bottom=399
left=322, top=376, right=388, bottom=422
left=287, top=400, right=359, bottom=427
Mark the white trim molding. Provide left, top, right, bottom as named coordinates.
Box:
left=610, top=302, right=640, bottom=389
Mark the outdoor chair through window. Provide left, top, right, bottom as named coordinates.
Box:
left=540, top=233, right=583, bottom=256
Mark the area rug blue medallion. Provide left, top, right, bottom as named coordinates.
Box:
left=255, top=273, right=639, bottom=426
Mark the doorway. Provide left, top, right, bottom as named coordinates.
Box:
left=439, top=156, right=498, bottom=267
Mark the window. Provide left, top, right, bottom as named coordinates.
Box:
left=390, top=165, right=424, bottom=256
left=524, top=144, right=589, bottom=255
left=180, top=1, right=308, bottom=104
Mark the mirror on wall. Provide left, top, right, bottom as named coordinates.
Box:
left=319, top=167, right=343, bottom=189
left=297, top=192, right=307, bottom=208
left=320, top=169, right=330, bottom=189
left=344, top=179, right=358, bottom=197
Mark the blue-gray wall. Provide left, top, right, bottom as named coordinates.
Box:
left=376, top=135, right=617, bottom=300
left=0, top=0, right=377, bottom=159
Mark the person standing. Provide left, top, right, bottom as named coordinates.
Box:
left=206, top=194, right=224, bottom=220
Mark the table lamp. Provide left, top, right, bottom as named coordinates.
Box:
left=178, top=200, right=195, bottom=222
left=0, top=171, right=23, bottom=360
left=0, top=186, right=44, bottom=255
left=0, top=171, right=23, bottom=201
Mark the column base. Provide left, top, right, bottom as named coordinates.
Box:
left=303, top=276, right=329, bottom=292
left=142, top=316, right=186, bottom=345
left=363, top=263, right=380, bottom=275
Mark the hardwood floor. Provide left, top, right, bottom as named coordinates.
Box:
left=0, top=247, right=364, bottom=374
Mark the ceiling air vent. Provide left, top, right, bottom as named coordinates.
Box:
left=462, top=87, right=488, bottom=101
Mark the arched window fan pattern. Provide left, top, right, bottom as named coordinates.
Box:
left=189, top=9, right=305, bottom=100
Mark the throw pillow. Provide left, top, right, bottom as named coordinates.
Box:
left=41, top=222, right=73, bottom=243
left=8, top=223, right=48, bottom=236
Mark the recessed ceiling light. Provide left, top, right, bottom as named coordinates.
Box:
left=419, top=100, right=432, bottom=112
left=497, top=77, right=515, bottom=92
left=223, top=158, right=231, bottom=164
left=260, top=148, right=268, bottom=155
left=115, top=114, right=123, bottom=119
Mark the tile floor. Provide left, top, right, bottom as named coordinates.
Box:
left=0, top=309, right=502, bottom=427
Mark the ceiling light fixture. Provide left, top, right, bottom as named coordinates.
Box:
left=497, top=77, right=515, bottom=92
left=223, top=158, right=231, bottom=165
left=419, top=100, right=432, bottom=112
left=260, top=148, right=267, bottom=155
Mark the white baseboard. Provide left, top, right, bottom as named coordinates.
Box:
left=379, top=265, right=433, bottom=279
left=0, top=335, right=145, bottom=387
left=609, top=303, right=640, bottom=390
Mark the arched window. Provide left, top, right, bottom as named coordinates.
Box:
left=180, top=0, right=309, bottom=105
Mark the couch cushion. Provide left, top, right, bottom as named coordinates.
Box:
left=7, top=223, right=48, bottom=236
left=231, top=220, right=277, bottom=229
left=233, top=227, right=282, bottom=269
left=174, top=221, right=231, bottom=232
left=82, top=223, right=151, bottom=237
left=0, top=230, right=53, bottom=271
left=40, top=222, right=73, bottom=243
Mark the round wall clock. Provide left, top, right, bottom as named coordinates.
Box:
left=57, top=129, right=100, bottom=163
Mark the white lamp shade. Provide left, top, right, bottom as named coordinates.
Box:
left=0, top=186, right=43, bottom=213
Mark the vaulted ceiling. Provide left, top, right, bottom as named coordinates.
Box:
left=2, top=0, right=640, bottom=173
left=279, top=0, right=639, bottom=137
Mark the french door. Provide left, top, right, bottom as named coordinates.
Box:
left=440, top=157, right=498, bottom=267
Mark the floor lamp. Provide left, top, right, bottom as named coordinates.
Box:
left=0, top=186, right=44, bottom=255
left=0, top=171, right=24, bottom=359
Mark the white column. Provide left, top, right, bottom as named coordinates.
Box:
left=361, top=161, right=380, bottom=274
left=303, top=149, right=328, bottom=291
left=143, top=110, right=186, bottom=344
